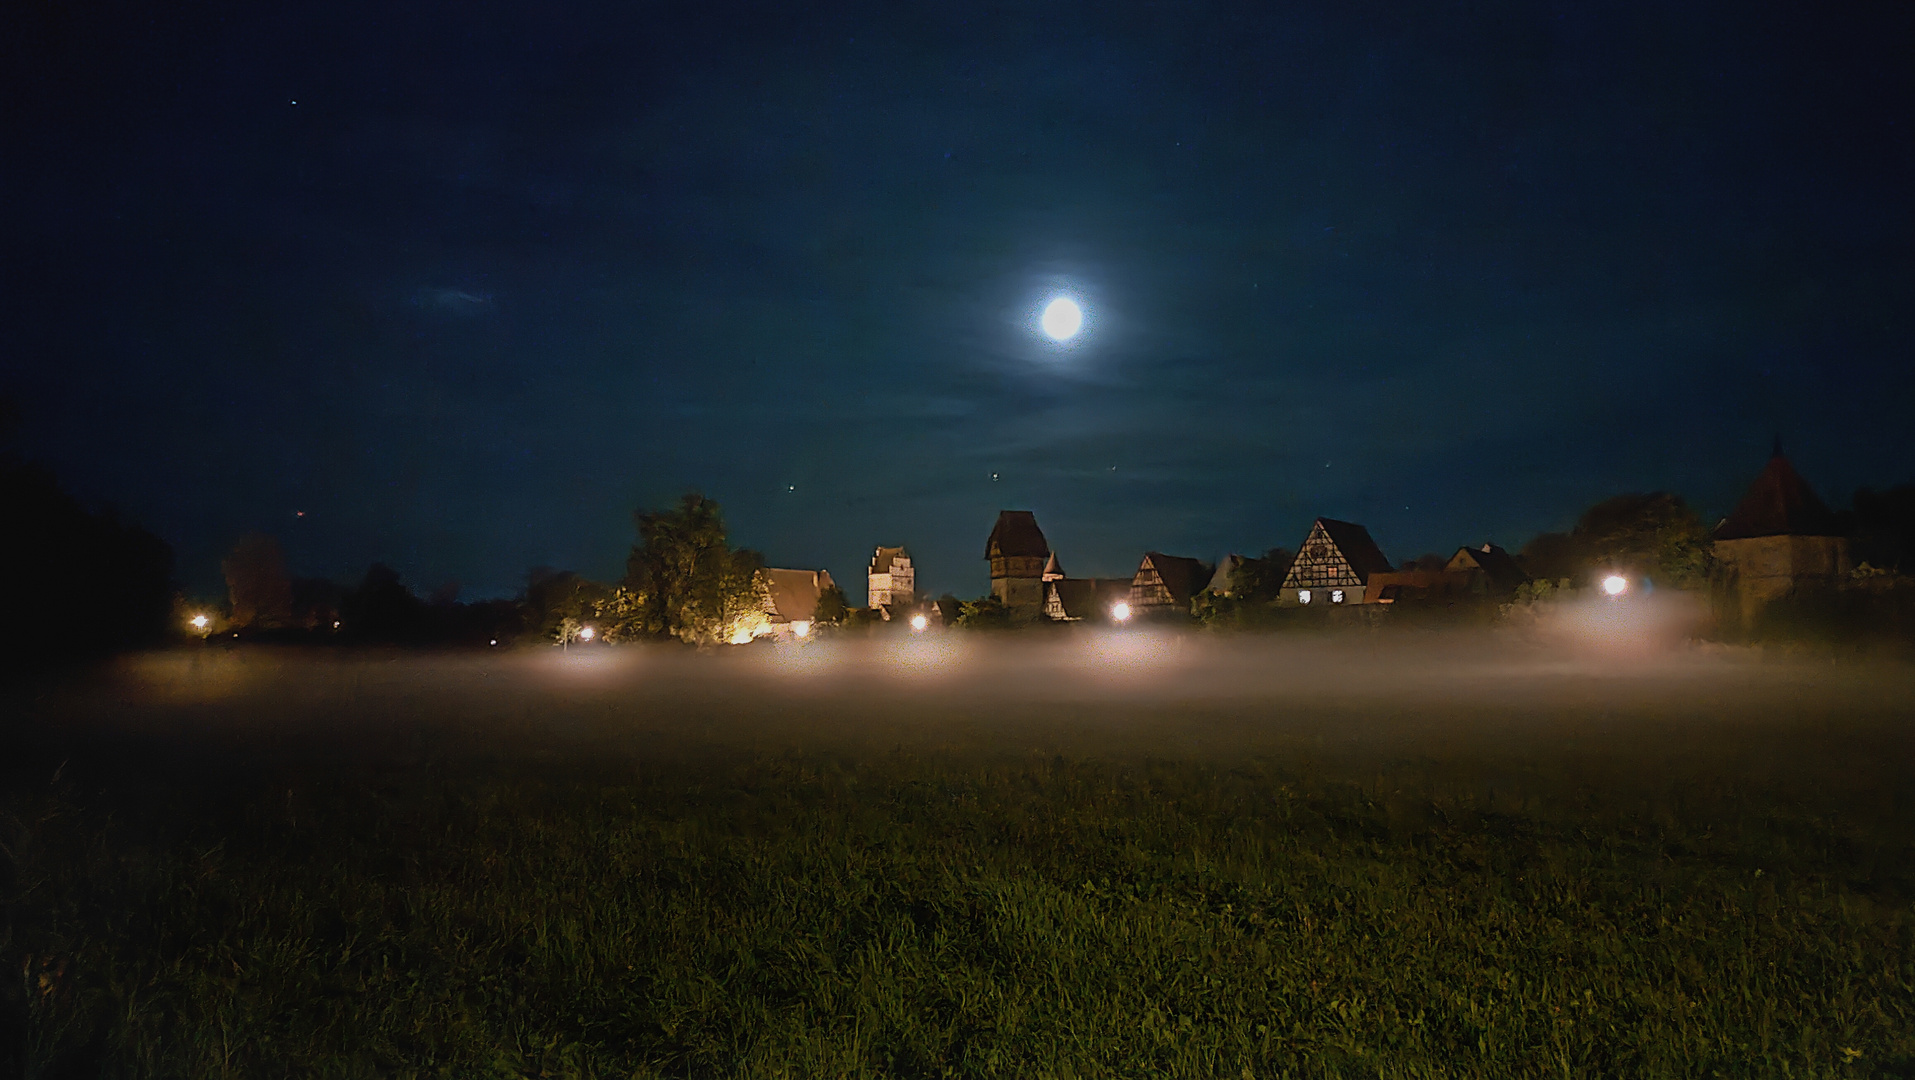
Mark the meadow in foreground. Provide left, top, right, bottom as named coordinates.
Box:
left=4, top=641, right=1914, bottom=1077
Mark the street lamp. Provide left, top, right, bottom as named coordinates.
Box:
left=1601, top=575, right=1628, bottom=597
left=578, top=626, right=596, bottom=642
left=1111, top=602, right=1132, bottom=622
left=189, top=614, right=210, bottom=632
left=909, top=613, right=929, bottom=632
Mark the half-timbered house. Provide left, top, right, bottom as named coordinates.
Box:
left=1129, top=552, right=1215, bottom=616
left=1278, top=519, right=1392, bottom=606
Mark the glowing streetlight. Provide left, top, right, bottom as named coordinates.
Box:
left=1601, top=575, right=1629, bottom=597
left=1111, top=601, right=1132, bottom=622
left=792, top=621, right=812, bottom=638
left=189, top=614, right=210, bottom=631
left=578, top=626, right=596, bottom=641
left=909, top=613, right=929, bottom=632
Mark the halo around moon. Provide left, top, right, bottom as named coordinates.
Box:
left=1040, top=297, right=1083, bottom=341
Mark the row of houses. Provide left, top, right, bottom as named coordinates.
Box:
left=981, top=509, right=1526, bottom=623
left=759, top=448, right=1853, bottom=631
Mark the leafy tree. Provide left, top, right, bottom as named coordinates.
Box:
left=1573, top=492, right=1712, bottom=589
left=955, top=595, right=1013, bottom=629
left=814, top=583, right=850, bottom=625
left=1, top=456, right=174, bottom=667
left=524, top=569, right=613, bottom=644
left=223, top=533, right=295, bottom=629
left=1520, top=494, right=1713, bottom=590
left=1518, top=532, right=1579, bottom=583
left=623, top=493, right=767, bottom=645
left=1230, top=547, right=1296, bottom=602
left=1852, top=484, right=1915, bottom=572
left=340, top=564, right=427, bottom=642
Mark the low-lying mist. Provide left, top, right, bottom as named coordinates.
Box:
left=14, top=617, right=1910, bottom=779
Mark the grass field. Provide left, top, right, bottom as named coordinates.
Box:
left=4, top=635, right=1914, bottom=1077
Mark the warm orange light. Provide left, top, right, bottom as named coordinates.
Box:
left=792, top=621, right=812, bottom=638
left=189, top=614, right=209, bottom=631
left=1111, top=602, right=1132, bottom=622
left=909, top=613, right=929, bottom=632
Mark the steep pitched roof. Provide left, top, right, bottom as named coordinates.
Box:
left=1042, top=551, right=1067, bottom=580
left=1315, top=519, right=1393, bottom=581
left=1446, top=543, right=1528, bottom=592
left=985, top=510, right=1050, bottom=559
left=1135, top=552, right=1215, bottom=605
left=1047, top=578, right=1130, bottom=620
left=761, top=568, right=834, bottom=622
left=868, top=546, right=908, bottom=576
left=1207, top=554, right=1246, bottom=595
left=1716, top=452, right=1842, bottom=540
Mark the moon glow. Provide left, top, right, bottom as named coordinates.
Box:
left=1040, top=297, right=1083, bottom=340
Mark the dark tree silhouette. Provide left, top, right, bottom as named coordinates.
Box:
left=0, top=458, right=174, bottom=669
left=340, top=564, right=427, bottom=642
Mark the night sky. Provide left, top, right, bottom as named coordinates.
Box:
left=5, top=1, right=1912, bottom=601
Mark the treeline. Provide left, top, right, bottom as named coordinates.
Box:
left=10, top=427, right=1915, bottom=664
left=0, top=457, right=175, bottom=671
left=202, top=493, right=820, bottom=648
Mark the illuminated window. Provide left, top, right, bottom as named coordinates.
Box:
left=1298, top=589, right=1312, bottom=604
left=1331, top=589, right=1345, bottom=604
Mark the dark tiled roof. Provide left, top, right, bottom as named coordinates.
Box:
left=1446, top=543, right=1528, bottom=592
left=1315, top=519, right=1393, bottom=582
left=1716, top=454, right=1841, bottom=540
left=986, top=510, right=1050, bottom=559
left=1136, top=553, right=1215, bottom=605
left=761, top=568, right=834, bottom=622
left=868, top=546, right=908, bottom=575
left=1048, top=578, right=1131, bottom=619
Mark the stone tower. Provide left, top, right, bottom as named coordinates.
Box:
left=867, top=546, right=915, bottom=609
left=985, top=510, right=1050, bottom=619
left=1711, top=442, right=1850, bottom=631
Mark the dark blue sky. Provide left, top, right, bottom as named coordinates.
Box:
left=5, top=0, right=1912, bottom=601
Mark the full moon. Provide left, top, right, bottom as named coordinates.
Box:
left=1040, top=297, right=1083, bottom=340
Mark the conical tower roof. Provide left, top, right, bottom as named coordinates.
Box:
left=985, top=510, right=1049, bottom=559
left=1715, top=448, right=1840, bottom=540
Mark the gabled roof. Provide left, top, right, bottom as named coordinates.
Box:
left=1047, top=578, right=1131, bottom=620
left=986, top=510, right=1050, bottom=559
left=1716, top=452, right=1841, bottom=540
left=1135, top=552, right=1215, bottom=605
left=1042, top=552, right=1067, bottom=580
left=1446, top=542, right=1527, bottom=592
left=1314, top=519, right=1393, bottom=581
left=1207, top=554, right=1246, bottom=595
left=868, top=546, right=909, bottom=575
left=761, top=568, right=835, bottom=623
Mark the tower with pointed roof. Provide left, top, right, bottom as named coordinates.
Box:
left=1711, top=442, right=1850, bottom=629
left=985, top=510, right=1050, bottom=619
